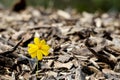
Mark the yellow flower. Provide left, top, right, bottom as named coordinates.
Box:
left=28, top=37, right=50, bottom=60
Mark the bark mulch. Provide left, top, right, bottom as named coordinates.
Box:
left=0, top=7, right=120, bottom=80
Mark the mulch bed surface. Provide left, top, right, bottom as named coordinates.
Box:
left=0, top=7, right=120, bottom=80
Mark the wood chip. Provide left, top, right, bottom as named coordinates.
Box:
left=54, top=61, right=73, bottom=69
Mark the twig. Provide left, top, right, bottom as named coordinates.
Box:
left=0, top=38, right=24, bottom=55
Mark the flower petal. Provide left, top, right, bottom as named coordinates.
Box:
left=41, top=50, right=49, bottom=56
left=28, top=46, right=38, bottom=53
left=30, top=52, right=37, bottom=58
left=41, top=45, right=50, bottom=51
left=34, top=37, right=40, bottom=45
left=28, top=44, right=36, bottom=48
left=40, top=40, right=46, bottom=45
left=37, top=50, right=43, bottom=60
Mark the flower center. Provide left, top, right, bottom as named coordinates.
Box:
left=38, top=44, right=42, bottom=49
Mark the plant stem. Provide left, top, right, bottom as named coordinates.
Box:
left=36, top=59, right=38, bottom=76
